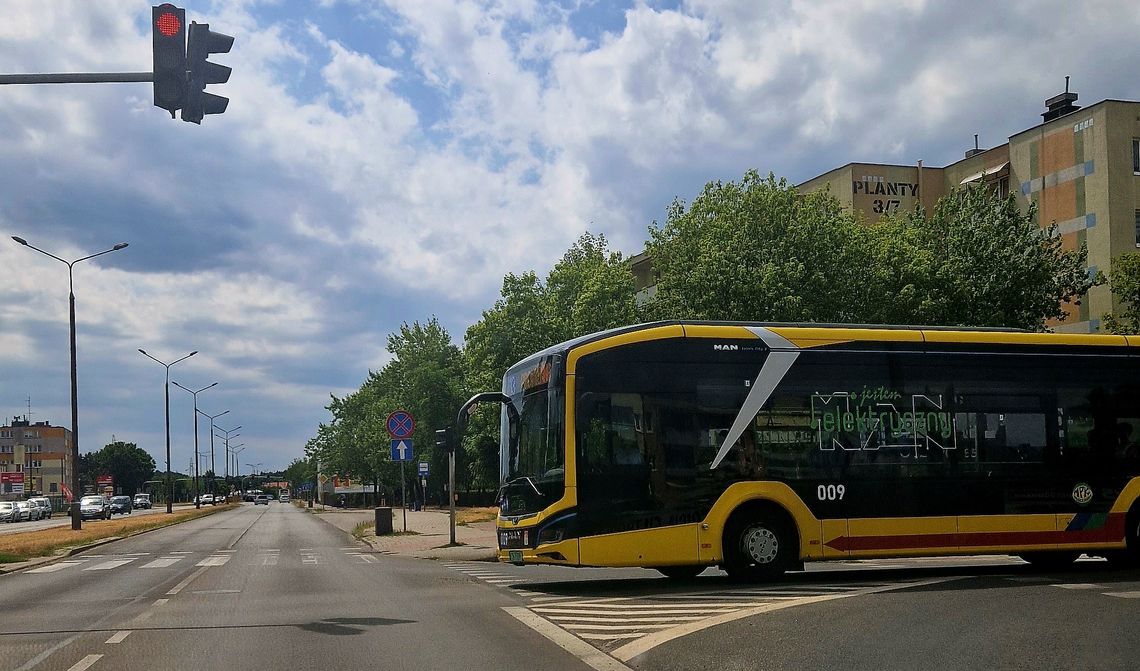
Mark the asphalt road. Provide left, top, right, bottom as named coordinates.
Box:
left=0, top=503, right=593, bottom=671
left=4, top=505, right=1137, bottom=671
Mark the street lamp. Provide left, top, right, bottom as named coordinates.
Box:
left=215, top=425, right=240, bottom=482
left=172, top=380, right=217, bottom=510
left=12, top=236, right=128, bottom=530
left=138, top=349, right=197, bottom=513
left=199, top=405, right=230, bottom=478
left=230, top=444, right=245, bottom=483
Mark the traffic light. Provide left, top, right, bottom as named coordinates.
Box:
left=152, top=4, right=186, bottom=117
left=435, top=428, right=452, bottom=453
left=182, top=21, right=234, bottom=124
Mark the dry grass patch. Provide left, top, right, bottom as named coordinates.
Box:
left=455, top=507, right=498, bottom=525
left=0, top=505, right=234, bottom=563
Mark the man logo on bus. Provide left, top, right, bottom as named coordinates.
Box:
left=713, top=344, right=739, bottom=351
left=1072, top=483, right=1094, bottom=505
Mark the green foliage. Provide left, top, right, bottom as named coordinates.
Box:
left=282, top=457, right=315, bottom=491
left=1103, top=252, right=1140, bottom=334
left=86, top=441, right=156, bottom=495
left=462, top=232, right=639, bottom=487
left=646, top=170, right=1099, bottom=330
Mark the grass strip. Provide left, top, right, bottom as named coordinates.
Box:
left=456, top=506, right=498, bottom=526
left=0, top=504, right=235, bottom=563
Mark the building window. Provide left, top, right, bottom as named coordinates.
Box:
left=1134, top=139, right=1140, bottom=174
left=997, top=176, right=1010, bottom=199
left=1135, top=210, right=1140, bottom=248
left=50, top=482, right=58, bottom=493
left=28, top=460, right=42, bottom=469
left=0, top=430, right=10, bottom=438
left=23, top=430, right=38, bottom=439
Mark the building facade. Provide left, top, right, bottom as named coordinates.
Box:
left=0, top=417, right=71, bottom=501
left=798, top=94, right=1140, bottom=333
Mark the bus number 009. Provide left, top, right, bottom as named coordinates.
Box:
left=817, top=484, right=845, bottom=501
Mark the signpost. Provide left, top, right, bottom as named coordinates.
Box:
left=1, top=472, right=25, bottom=496
left=386, top=410, right=415, bottom=532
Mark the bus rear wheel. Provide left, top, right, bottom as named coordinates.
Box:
left=723, top=512, right=792, bottom=582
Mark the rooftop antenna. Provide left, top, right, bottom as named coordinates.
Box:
left=1065, top=75, right=1070, bottom=93
left=26, top=396, right=33, bottom=423
left=974, top=134, right=979, bottom=151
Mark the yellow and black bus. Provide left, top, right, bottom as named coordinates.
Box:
left=494, top=322, right=1140, bottom=579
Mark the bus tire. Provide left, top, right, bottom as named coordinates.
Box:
left=722, top=508, right=794, bottom=582
left=1108, top=505, right=1140, bottom=569
left=655, top=565, right=704, bottom=580
left=1018, top=551, right=1079, bottom=570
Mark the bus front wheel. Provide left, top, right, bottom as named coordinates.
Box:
left=723, top=511, right=793, bottom=581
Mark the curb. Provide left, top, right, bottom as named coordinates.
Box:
left=0, top=504, right=235, bottom=576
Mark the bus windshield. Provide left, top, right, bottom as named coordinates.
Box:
left=501, top=385, right=564, bottom=517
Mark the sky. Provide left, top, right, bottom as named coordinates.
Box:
left=2, top=0, right=1139, bottom=474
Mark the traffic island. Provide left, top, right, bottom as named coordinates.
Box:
left=0, top=504, right=236, bottom=573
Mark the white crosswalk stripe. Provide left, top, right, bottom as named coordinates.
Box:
left=84, top=558, right=136, bottom=571
left=141, top=557, right=184, bottom=568
left=27, top=560, right=86, bottom=573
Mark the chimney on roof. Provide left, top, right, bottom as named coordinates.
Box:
left=1042, top=76, right=1080, bottom=122
left=965, top=133, right=984, bottom=158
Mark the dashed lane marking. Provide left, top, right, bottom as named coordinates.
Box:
left=105, top=631, right=131, bottom=644
left=1052, top=583, right=1102, bottom=589
left=66, top=654, right=103, bottom=671
left=195, top=555, right=231, bottom=567
left=84, top=559, right=136, bottom=571
left=141, top=557, right=183, bottom=569
left=27, top=560, right=86, bottom=573
left=1104, top=591, right=1140, bottom=598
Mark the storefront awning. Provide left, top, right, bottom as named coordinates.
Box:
left=959, top=161, right=1010, bottom=185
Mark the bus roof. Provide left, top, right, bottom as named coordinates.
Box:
left=507, top=322, right=1140, bottom=371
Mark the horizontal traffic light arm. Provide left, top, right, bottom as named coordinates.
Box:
left=0, top=72, right=154, bottom=84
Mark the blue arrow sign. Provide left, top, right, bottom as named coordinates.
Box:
left=391, top=439, right=413, bottom=461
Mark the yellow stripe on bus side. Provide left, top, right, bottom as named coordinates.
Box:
left=921, top=331, right=1128, bottom=346
left=565, top=324, right=685, bottom=372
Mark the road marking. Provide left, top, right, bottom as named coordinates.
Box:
left=261, top=555, right=279, bottom=566
left=169, top=551, right=192, bottom=555
left=66, top=654, right=103, bottom=671
left=547, top=615, right=706, bottom=624
left=154, top=598, right=169, bottom=606
left=339, top=547, right=358, bottom=550
left=196, top=555, right=231, bottom=567
left=1052, top=583, right=1102, bottom=589
left=84, top=559, right=135, bottom=571
left=609, top=578, right=954, bottom=662
left=141, top=557, right=183, bottom=568
left=167, top=566, right=210, bottom=595
left=193, top=589, right=241, bottom=594
left=27, top=561, right=85, bottom=573
left=105, top=631, right=131, bottom=644
left=1104, top=591, right=1140, bottom=598
left=215, top=549, right=236, bottom=553
left=503, top=607, right=635, bottom=671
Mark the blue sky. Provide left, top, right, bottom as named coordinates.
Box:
left=2, top=0, right=1140, bottom=473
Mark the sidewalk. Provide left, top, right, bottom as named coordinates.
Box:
left=309, top=504, right=498, bottom=561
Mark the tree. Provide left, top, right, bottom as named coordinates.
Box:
left=875, top=185, right=1100, bottom=330
left=462, top=233, right=639, bottom=488
left=88, top=441, right=156, bottom=495
left=1103, top=252, right=1140, bottom=334
left=646, top=169, right=1100, bottom=330
left=283, top=458, right=315, bottom=491
left=646, top=171, right=872, bottom=322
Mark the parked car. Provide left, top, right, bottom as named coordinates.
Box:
left=27, top=496, right=53, bottom=519
left=13, top=500, right=41, bottom=522
left=132, top=493, right=152, bottom=509
left=195, top=493, right=215, bottom=505
left=0, top=501, right=16, bottom=523
left=109, top=496, right=132, bottom=515
left=79, top=495, right=111, bottom=521
left=279, top=492, right=290, bottom=503
left=254, top=494, right=269, bottom=505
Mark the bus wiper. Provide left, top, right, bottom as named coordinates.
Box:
left=510, top=476, right=543, bottom=497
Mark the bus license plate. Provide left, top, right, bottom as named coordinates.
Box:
left=508, top=550, right=523, bottom=563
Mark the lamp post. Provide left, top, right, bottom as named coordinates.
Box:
left=215, top=425, right=240, bottom=483
left=12, top=236, right=128, bottom=531
left=230, top=444, right=245, bottom=484
left=199, top=409, right=229, bottom=491
left=172, top=381, right=217, bottom=510
left=138, top=349, right=197, bottom=513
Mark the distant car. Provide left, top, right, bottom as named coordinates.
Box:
left=132, top=493, right=152, bottom=509
left=195, top=493, right=215, bottom=505
left=279, top=493, right=289, bottom=503
left=79, top=495, right=111, bottom=521
left=0, top=501, right=16, bottom=523
left=27, top=496, right=53, bottom=519
left=14, top=500, right=42, bottom=522
left=254, top=494, right=269, bottom=505
left=109, top=496, right=132, bottom=515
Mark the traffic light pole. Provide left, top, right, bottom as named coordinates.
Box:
left=0, top=73, right=153, bottom=84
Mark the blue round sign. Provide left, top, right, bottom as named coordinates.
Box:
left=386, top=410, right=415, bottom=439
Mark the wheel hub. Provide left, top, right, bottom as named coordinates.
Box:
left=742, top=526, right=779, bottom=564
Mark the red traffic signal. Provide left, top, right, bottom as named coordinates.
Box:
left=151, top=4, right=186, bottom=116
